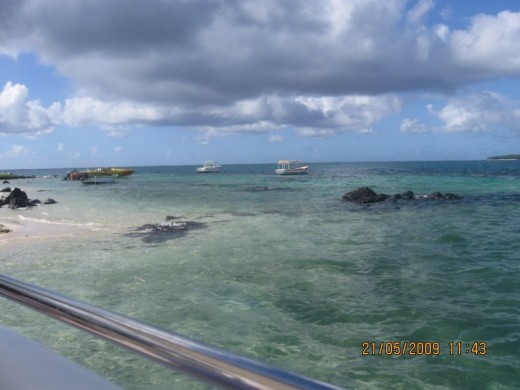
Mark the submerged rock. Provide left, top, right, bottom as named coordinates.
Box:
left=342, top=187, right=389, bottom=203
left=342, top=187, right=463, bottom=204
left=426, top=191, right=463, bottom=200
left=128, top=217, right=207, bottom=243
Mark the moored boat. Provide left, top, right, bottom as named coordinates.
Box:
left=86, top=167, right=134, bottom=176
left=64, top=168, right=134, bottom=180
left=64, top=169, right=87, bottom=181
left=196, top=161, right=221, bottom=173
left=275, top=160, right=309, bottom=175
left=81, top=176, right=116, bottom=184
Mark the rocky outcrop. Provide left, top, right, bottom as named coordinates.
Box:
left=127, top=217, right=207, bottom=243
left=0, top=224, right=11, bottom=233
left=342, top=187, right=463, bottom=204
left=342, top=187, right=389, bottom=203
left=427, top=191, right=462, bottom=200
left=0, top=187, right=57, bottom=209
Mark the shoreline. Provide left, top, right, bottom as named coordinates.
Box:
left=0, top=213, right=92, bottom=248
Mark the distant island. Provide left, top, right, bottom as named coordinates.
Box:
left=487, top=154, right=520, bottom=160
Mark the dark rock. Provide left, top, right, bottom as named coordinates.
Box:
left=9, top=187, right=28, bottom=201
left=442, top=192, right=463, bottom=200
left=1, top=187, right=11, bottom=192
left=44, top=198, right=57, bottom=204
left=0, top=187, right=44, bottom=208
left=2, top=180, right=9, bottom=184
left=342, top=187, right=388, bottom=203
left=401, top=190, right=415, bottom=200
left=426, top=191, right=463, bottom=200
left=136, top=221, right=188, bottom=233
left=0, top=224, right=11, bottom=233
left=4, top=187, right=30, bottom=209
left=343, top=187, right=462, bottom=205
left=128, top=218, right=207, bottom=243
left=428, top=191, right=443, bottom=200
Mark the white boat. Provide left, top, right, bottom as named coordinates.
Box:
left=81, top=176, right=116, bottom=184
left=275, top=160, right=309, bottom=175
left=196, top=161, right=221, bottom=173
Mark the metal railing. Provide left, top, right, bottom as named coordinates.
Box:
left=0, top=274, right=344, bottom=390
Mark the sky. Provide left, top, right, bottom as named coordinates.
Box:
left=1, top=0, right=520, bottom=169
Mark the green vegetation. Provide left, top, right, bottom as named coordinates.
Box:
left=0, top=173, right=35, bottom=180
left=0, top=173, right=18, bottom=180
left=487, top=154, right=520, bottom=160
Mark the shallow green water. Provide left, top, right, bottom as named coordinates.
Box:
left=1, top=161, right=519, bottom=389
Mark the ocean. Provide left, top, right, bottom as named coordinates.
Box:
left=0, top=161, right=519, bottom=389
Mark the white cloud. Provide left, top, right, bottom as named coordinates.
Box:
left=1, top=1, right=520, bottom=139
left=406, top=0, right=435, bottom=26
left=437, top=91, right=507, bottom=132
left=91, top=146, right=97, bottom=155
left=0, top=82, right=56, bottom=135
left=57, top=142, right=65, bottom=151
left=400, top=118, right=429, bottom=133
left=114, top=146, right=122, bottom=152
left=450, top=11, right=520, bottom=74
left=61, top=97, right=162, bottom=127
left=4, top=144, right=29, bottom=158
left=407, top=91, right=520, bottom=134
left=268, top=134, right=285, bottom=143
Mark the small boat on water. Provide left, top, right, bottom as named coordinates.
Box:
left=196, top=161, right=221, bottom=173
left=275, top=160, right=309, bottom=175
left=81, top=176, right=116, bottom=184
left=86, top=167, right=134, bottom=176
left=64, top=167, right=134, bottom=180
left=64, top=169, right=87, bottom=181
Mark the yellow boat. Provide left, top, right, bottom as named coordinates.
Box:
left=86, top=167, right=135, bottom=177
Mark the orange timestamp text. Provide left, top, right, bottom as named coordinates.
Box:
left=361, top=341, right=487, bottom=356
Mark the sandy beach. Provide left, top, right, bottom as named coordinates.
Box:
left=0, top=211, right=88, bottom=248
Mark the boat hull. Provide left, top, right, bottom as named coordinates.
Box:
left=196, top=161, right=221, bottom=173
left=81, top=176, right=115, bottom=184
left=275, top=166, right=309, bottom=175
left=196, top=167, right=220, bottom=173
left=87, top=168, right=134, bottom=177
left=65, top=168, right=134, bottom=180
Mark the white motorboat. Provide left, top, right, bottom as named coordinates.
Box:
left=81, top=176, right=116, bottom=184
left=275, top=160, right=309, bottom=175
left=196, top=161, right=221, bottom=173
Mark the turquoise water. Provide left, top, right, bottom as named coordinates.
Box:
left=1, top=161, right=519, bottom=389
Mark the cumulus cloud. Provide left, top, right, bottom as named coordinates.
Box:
left=9, top=144, right=28, bottom=156
left=1, top=1, right=520, bottom=137
left=403, top=91, right=520, bottom=133
left=436, top=91, right=513, bottom=132
left=407, top=0, right=435, bottom=26
left=450, top=11, right=520, bottom=75
left=0, top=81, right=57, bottom=135
left=400, top=118, right=429, bottom=133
